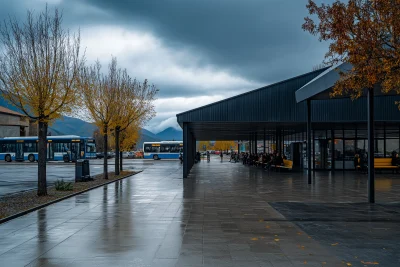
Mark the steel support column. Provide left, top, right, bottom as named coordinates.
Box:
left=331, top=129, right=335, bottom=172
left=249, top=135, right=252, bottom=154
left=307, top=99, right=312, bottom=184
left=367, top=88, right=375, bottom=203
left=263, top=129, right=266, bottom=154
left=254, top=133, right=257, bottom=154
left=384, top=123, right=386, bottom=158
left=183, top=123, right=188, bottom=178
left=342, top=128, right=345, bottom=171
left=312, top=130, right=315, bottom=170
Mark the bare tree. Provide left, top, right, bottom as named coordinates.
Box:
left=0, top=7, right=84, bottom=196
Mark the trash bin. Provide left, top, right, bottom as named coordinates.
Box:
left=83, top=159, right=90, bottom=178
left=75, top=159, right=84, bottom=182
left=76, top=159, right=91, bottom=182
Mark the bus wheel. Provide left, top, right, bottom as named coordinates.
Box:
left=28, top=154, right=35, bottom=162
left=153, top=155, right=159, bottom=160
left=5, top=154, right=11, bottom=162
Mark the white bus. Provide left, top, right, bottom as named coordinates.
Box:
left=0, top=135, right=96, bottom=162
left=143, top=141, right=183, bottom=160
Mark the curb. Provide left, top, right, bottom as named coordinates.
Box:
left=0, top=171, right=142, bottom=225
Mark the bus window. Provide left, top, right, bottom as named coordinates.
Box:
left=0, top=144, right=15, bottom=153
left=170, top=145, right=180, bottom=153
left=144, top=144, right=152, bottom=152
left=24, top=143, right=37, bottom=153
left=86, top=143, right=96, bottom=153
left=160, top=144, right=171, bottom=152
left=144, top=144, right=160, bottom=153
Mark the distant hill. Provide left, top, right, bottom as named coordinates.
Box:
left=50, top=116, right=97, bottom=137
left=141, top=128, right=160, bottom=141
left=156, top=127, right=183, bottom=141
left=0, top=96, right=20, bottom=113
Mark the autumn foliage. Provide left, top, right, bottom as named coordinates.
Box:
left=213, top=141, right=236, bottom=152
left=303, top=0, right=400, bottom=101
left=0, top=7, right=83, bottom=195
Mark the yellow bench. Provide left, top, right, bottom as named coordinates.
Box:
left=374, top=158, right=398, bottom=169
left=273, top=159, right=293, bottom=171
left=356, top=158, right=398, bottom=169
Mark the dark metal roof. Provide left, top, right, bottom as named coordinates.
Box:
left=177, top=68, right=329, bottom=124
left=295, top=62, right=352, bottom=103
left=295, top=62, right=399, bottom=103
left=176, top=67, right=400, bottom=141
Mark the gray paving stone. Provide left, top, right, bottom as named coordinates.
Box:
left=1, top=160, right=399, bottom=266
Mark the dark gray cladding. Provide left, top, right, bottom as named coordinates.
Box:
left=177, top=68, right=328, bottom=124
left=177, top=68, right=400, bottom=125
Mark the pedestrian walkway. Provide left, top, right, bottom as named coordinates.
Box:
left=0, top=160, right=399, bottom=266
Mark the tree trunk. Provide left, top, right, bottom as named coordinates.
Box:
left=103, top=125, right=108, bottom=179
left=115, top=126, right=120, bottom=175
left=120, top=151, right=123, bottom=171
left=37, top=120, right=48, bottom=196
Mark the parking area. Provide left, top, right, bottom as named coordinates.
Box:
left=0, top=159, right=158, bottom=196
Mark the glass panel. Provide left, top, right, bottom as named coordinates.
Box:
left=160, top=144, right=171, bottom=153
left=334, top=139, right=344, bottom=169
left=315, top=140, right=329, bottom=169
left=314, top=131, right=326, bottom=140
left=327, top=139, right=332, bottom=169
left=375, top=139, right=384, bottom=157
left=144, top=144, right=152, bottom=152
left=24, top=143, right=37, bottom=153
left=344, top=130, right=356, bottom=139
left=344, top=139, right=355, bottom=161
left=86, top=143, right=96, bottom=153
left=357, top=139, right=368, bottom=154
left=386, top=139, right=399, bottom=157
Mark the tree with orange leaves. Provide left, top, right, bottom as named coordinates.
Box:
left=303, top=0, right=400, bottom=101
left=112, top=76, right=157, bottom=175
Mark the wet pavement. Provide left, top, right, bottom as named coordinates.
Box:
left=0, top=159, right=154, bottom=196
left=0, top=158, right=400, bottom=266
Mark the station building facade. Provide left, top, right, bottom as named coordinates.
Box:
left=0, top=106, right=31, bottom=138
left=177, top=67, right=400, bottom=177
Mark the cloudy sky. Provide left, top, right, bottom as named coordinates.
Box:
left=0, top=0, right=330, bottom=133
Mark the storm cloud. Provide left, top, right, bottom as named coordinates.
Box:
left=0, top=0, right=331, bottom=132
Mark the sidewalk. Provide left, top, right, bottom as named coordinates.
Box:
left=0, top=160, right=399, bottom=266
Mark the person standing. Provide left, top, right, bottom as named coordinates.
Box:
left=220, top=151, right=223, bottom=162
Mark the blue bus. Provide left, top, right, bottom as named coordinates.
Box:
left=143, top=141, right=183, bottom=160
left=0, top=135, right=96, bottom=162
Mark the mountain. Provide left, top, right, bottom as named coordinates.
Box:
left=50, top=116, right=97, bottom=137
left=136, top=128, right=160, bottom=148
left=141, top=128, right=160, bottom=141
left=156, top=127, right=183, bottom=141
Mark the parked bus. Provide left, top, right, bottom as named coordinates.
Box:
left=0, top=135, right=96, bottom=162
left=143, top=141, right=183, bottom=160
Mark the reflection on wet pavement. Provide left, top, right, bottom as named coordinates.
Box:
left=0, top=159, right=153, bottom=196
left=0, top=160, right=399, bottom=266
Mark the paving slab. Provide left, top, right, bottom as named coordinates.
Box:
left=0, top=159, right=399, bottom=266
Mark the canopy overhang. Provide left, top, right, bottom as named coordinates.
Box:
left=295, top=62, right=352, bottom=103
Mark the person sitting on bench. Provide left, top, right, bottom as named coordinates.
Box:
left=275, top=153, right=283, bottom=167
left=392, top=153, right=400, bottom=173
